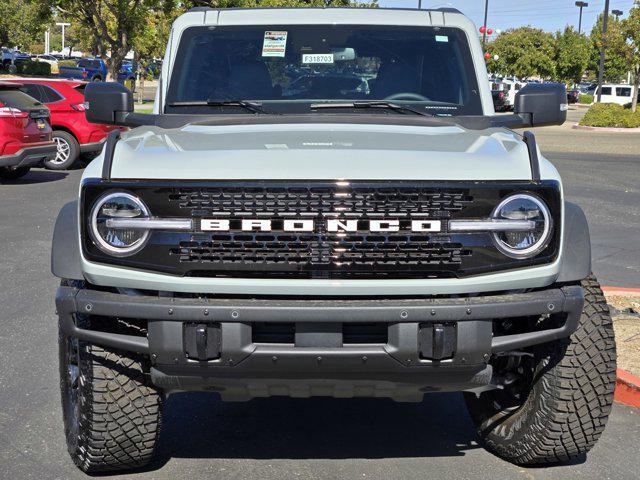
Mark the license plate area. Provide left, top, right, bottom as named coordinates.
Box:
left=418, top=323, right=457, bottom=360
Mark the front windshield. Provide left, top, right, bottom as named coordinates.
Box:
left=165, top=24, right=483, bottom=116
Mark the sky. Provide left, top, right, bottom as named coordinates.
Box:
left=377, top=0, right=637, bottom=34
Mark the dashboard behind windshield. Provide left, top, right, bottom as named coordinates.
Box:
left=165, top=24, right=483, bottom=116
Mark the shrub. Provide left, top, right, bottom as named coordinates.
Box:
left=15, top=59, right=51, bottom=76
left=57, top=59, right=78, bottom=68
left=580, top=102, right=640, bottom=128
left=578, top=93, right=593, bottom=104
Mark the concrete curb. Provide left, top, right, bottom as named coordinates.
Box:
left=615, top=369, right=640, bottom=408
left=603, top=286, right=640, bottom=296
left=572, top=124, right=640, bottom=133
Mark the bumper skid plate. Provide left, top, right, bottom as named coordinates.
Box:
left=56, top=285, right=584, bottom=400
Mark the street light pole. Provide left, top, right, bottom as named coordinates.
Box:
left=596, top=0, right=610, bottom=103
left=482, top=0, right=489, bottom=47
left=418, top=0, right=422, bottom=9
left=575, top=2, right=589, bottom=34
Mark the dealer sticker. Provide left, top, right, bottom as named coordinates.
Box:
left=262, top=31, right=288, bottom=57
left=302, top=53, right=334, bottom=64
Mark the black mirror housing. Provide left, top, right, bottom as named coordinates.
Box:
left=514, top=83, right=567, bottom=127
left=85, top=82, right=134, bottom=125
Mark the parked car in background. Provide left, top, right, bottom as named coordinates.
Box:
left=34, top=54, right=60, bottom=74
left=489, top=79, right=525, bottom=111
left=59, top=57, right=138, bottom=91
left=1, top=47, right=17, bottom=72
left=595, top=84, right=638, bottom=106
left=567, top=89, right=580, bottom=104
left=0, top=82, right=56, bottom=179
left=3, top=78, right=121, bottom=169
left=578, top=82, right=597, bottom=94
left=491, top=89, right=508, bottom=111
left=59, top=58, right=107, bottom=82
left=118, top=61, right=137, bottom=91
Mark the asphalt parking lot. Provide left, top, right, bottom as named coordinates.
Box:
left=0, top=110, right=639, bottom=479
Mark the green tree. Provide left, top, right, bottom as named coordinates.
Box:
left=50, top=0, right=374, bottom=80
left=485, top=27, right=556, bottom=80
left=0, top=0, right=51, bottom=50
left=623, top=1, right=640, bottom=112
left=554, top=26, right=591, bottom=84
left=53, top=1, right=174, bottom=80
left=589, top=13, right=631, bottom=82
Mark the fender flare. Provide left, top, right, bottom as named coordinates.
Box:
left=557, top=201, right=591, bottom=283
left=51, top=200, right=84, bottom=280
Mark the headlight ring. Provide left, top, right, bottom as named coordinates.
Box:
left=491, top=193, right=552, bottom=259
left=89, top=191, right=150, bottom=256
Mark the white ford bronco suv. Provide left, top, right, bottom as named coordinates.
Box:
left=52, top=7, right=616, bottom=473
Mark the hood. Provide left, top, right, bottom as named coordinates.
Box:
left=109, top=123, right=535, bottom=181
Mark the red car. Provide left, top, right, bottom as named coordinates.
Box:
left=0, top=82, right=56, bottom=179
left=4, top=78, right=120, bottom=170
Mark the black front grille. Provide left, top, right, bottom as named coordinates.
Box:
left=81, top=180, right=562, bottom=279
left=168, top=185, right=473, bottom=278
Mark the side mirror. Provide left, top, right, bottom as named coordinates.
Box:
left=85, top=82, right=133, bottom=125
left=514, top=83, right=567, bottom=127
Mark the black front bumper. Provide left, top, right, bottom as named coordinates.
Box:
left=56, top=285, right=584, bottom=401
left=0, top=143, right=57, bottom=168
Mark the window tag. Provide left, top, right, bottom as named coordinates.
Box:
left=262, top=31, right=288, bottom=57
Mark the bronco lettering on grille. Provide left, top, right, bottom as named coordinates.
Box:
left=200, top=218, right=443, bottom=233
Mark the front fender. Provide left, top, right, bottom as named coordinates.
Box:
left=557, top=201, right=591, bottom=283
left=51, top=200, right=84, bottom=280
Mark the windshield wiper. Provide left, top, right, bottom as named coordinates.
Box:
left=167, top=99, right=269, bottom=114
left=310, top=101, right=434, bottom=117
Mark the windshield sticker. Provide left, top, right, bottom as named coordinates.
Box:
left=262, top=31, right=288, bottom=57
left=435, top=35, right=449, bottom=43
left=302, top=53, right=334, bottom=64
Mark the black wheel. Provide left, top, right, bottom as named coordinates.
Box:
left=46, top=130, right=79, bottom=170
left=0, top=166, right=30, bottom=179
left=59, top=296, right=163, bottom=473
left=464, top=275, right=616, bottom=465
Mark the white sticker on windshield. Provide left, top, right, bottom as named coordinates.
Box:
left=262, top=31, right=288, bottom=57
left=302, top=53, right=334, bottom=64
left=435, top=35, right=449, bottom=42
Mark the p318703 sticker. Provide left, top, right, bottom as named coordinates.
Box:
left=302, top=53, right=334, bottom=64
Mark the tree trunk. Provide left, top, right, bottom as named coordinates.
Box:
left=135, top=53, right=145, bottom=104
left=107, top=48, right=126, bottom=82
left=632, top=66, right=639, bottom=113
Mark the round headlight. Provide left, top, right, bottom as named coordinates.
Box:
left=491, top=194, right=552, bottom=258
left=90, top=192, right=150, bottom=256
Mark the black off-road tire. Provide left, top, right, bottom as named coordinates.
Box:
left=464, top=275, right=616, bottom=465
left=59, top=309, right=163, bottom=473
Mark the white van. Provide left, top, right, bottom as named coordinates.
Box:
left=595, top=84, right=638, bottom=105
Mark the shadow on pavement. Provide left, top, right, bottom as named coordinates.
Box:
left=152, top=392, right=480, bottom=467
left=0, top=169, right=68, bottom=184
